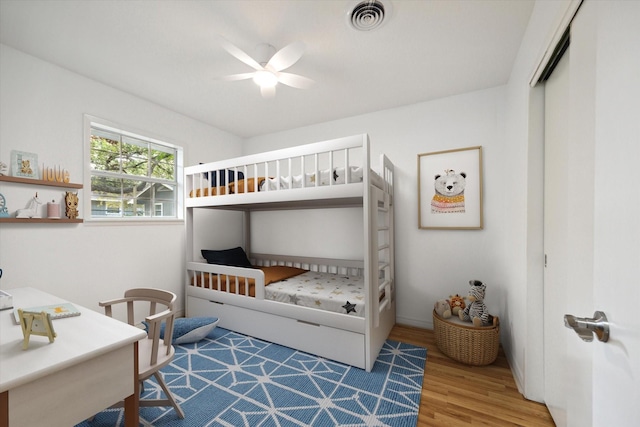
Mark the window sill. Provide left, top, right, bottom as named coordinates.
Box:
left=84, top=218, right=184, bottom=226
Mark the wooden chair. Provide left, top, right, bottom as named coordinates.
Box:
left=99, top=288, right=185, bottom=419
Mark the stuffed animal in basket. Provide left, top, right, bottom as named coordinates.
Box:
left=459, top=280, right=494, bottom=327
left=434, top=299, right=452, bottom=318
left=448, top=294, right=466, bottom=315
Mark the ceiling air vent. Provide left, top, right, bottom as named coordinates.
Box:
left=347, top=0, right=392, bottom=31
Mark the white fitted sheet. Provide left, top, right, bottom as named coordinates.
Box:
left=265, top=270, right=366, bottom=317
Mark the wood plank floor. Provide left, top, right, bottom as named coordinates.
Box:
left=389, top=324, right=555, bottom=427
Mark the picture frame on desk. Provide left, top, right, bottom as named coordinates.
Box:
left=10, top=150, right=39, bottom=179
left=18, top=309, right=57, bottom=350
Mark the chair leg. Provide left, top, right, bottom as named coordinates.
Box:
left=153, top=371, right=185, bottom=419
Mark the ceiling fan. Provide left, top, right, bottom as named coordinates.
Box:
left=219, top=37, right=314, bottom=98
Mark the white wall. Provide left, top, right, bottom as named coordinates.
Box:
left=0, top=44, right=242, bottom=319
left=243, top=86, right=508, bottom=331
left=251, top=208, right=364, bottom=259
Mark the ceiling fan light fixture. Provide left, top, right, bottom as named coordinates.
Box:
left=347, top=0, right=392, bottom=32
left=219, top=37, right=312, bottom=97
left=253, top=70, right=278, bottom=88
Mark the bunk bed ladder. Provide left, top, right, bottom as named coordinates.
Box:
left=374, top=190, right=393, bottom=328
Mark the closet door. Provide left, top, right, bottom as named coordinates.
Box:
left=543, top=2, right=639, bottom=425
left=544, top=42, right=589, bottom=427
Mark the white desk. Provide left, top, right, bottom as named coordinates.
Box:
left=0, top=287, right=146, bottom=427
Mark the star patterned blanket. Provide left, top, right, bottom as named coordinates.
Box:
left=265, top=270, right=366, bottom=317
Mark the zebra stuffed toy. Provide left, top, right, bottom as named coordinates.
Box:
left=459, top=280, right=493, bottom=327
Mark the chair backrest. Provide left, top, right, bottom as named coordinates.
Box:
left=101, top=288, right=177, bottom=365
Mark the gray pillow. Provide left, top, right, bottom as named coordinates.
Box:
left=144, top=317, right=219, bottom=344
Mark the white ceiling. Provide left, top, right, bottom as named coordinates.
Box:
left=0, top=0, right=534, bottom=138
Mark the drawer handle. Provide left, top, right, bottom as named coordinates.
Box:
left=297, top=319, right=320, bottom=327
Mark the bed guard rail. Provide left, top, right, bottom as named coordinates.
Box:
left=185, top=134, right=370, bottom=199
left=250, top=253, right=366, bottom=277
left=187, top=262, right=267, bottom=299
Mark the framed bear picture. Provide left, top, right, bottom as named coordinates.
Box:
left=10, top=150, right=39, bottom=179
left=418, top=146, right=483, bottom=230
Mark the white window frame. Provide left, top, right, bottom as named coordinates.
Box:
left=83, top=115, right=184, bottom=223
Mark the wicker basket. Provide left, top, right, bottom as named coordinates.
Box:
left=433, top=310, right=500, bottom=366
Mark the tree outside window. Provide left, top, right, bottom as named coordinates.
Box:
left=89, top=124, right=182, bottom=219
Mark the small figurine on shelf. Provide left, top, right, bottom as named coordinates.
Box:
left=65, top=191, right=79, bottom=219
left=16, top=192, right=43, bottom=218
left=0, top=161, right=7, bottom=176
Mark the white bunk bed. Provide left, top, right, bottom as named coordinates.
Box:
left=184, top=134, right=395, bottom=371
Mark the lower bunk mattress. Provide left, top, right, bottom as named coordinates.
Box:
left=190, top=267, right=366, bottom=318
left=266, top=270, right=365, bottom=317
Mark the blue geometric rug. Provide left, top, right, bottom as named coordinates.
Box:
left=76, top=327, right=427, bottom=427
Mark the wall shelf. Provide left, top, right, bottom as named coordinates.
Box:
left=0, top=175, right=83, bottom=189
left=0, top=218, right=82, bottom=224
left=0, top=175, right=83, bottom=223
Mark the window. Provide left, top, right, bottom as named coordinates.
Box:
left=86, top=118, right=183, bottom=221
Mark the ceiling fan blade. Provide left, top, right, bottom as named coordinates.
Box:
left=260, top=85, right=276, bottom=98
left=218, top=72, right=255, bottom=82
left=267, top=41, right=305, bottom=72
left=278, top=72, right=314, bottom=89
left=219, top=37, right=263, bottom=71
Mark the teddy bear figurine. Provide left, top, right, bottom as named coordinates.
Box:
left=459, top=280, right=493, bottom=327
left=434, top=299, right=452, bottom=318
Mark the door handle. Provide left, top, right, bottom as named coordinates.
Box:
left=564, top=311, right=609, bottom=342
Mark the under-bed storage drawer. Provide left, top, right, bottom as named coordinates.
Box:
left=187, top=296, right=366, bottom=369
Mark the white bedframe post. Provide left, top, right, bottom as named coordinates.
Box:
left=329, top=151, right=334, bottom=186
left=185, top=206, right=195, bottom=316
left=361, top=134, right=375, bottom=371
left=384, top=154, right=395, bottom=321
left=314, top=154, right=319, bottom=187
left=243, top=210, right=251, bottom=258
left=344, top=149, right=350, bottom=184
